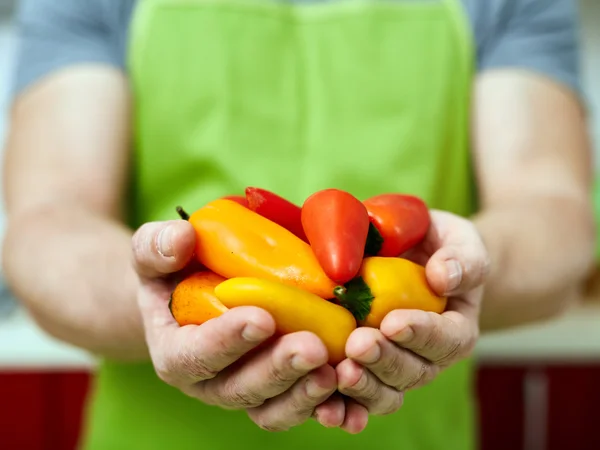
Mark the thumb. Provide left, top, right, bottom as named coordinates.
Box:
left=425, top=234, right=490, bottom=298
left=132, top=220, right=196, bottom=280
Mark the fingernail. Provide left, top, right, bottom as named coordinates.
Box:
left=358, top=343, right=381, bottom=364
left=445, top=259, right=463, bottom=294
left=291, top=355, right=315, bottom=371
left=306, top=379, right=332, bottom=399
left=156, top=226, right=174, bottom=258
left=242, top=323, right=272, bottom=342
left=391, top=326, right=414, bottom=343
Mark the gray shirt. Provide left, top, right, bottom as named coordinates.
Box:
left=11, top=0, right=583, bottom=98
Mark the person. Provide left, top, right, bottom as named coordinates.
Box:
left=1, top=0, right=596, bottom=449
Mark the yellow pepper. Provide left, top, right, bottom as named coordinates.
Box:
left=214, top=277, right=357, bottom=366
left=333, top=257, right=447, bottom=328
left=178, top=199, right=338, bottom=299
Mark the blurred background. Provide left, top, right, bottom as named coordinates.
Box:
left=1, top=1, right=599, bottom=449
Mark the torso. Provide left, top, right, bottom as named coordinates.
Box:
left=97, top=0, right=506, bottom=71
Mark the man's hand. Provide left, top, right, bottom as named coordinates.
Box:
left=337, top=210, right=489, bottom=429
left=132, top=220, right=351, bottom=432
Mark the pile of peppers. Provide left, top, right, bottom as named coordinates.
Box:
left=169, top=187, right=447, bottom=365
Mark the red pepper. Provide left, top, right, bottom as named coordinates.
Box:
left=363, top=194, right=430, bottom=257
left=222, top=195, right=249, bottom=207
left=245, top=187, right=307, bottom=241
left=301, top=189, right=370, bottom=285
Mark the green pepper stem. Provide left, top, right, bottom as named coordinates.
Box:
left=364, top=222, right=384, bottom=257
left=176, top=206, right=190, bottom=221
left=333, top=277, right=375, bottom=321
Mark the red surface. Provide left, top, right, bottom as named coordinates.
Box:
left=476, top=366, right=526, bottom=450
left=1, top=366, right=599, bottom=450
left=0, top=371, right=90, bottom=450
left=546, top=365, right=600, bottom=450
left=45, top=372, right=91, bottom=450
left=0, top=373, right=47, bottom=450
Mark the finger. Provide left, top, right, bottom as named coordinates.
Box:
left=132, top=220, right=196, bottom=280
left=313, top=394, right=346, bottom=428
left=425, top=211, right=490, bottom=297
left=341, top=398, right=369, bottom=435
left=247, top=365, right=337, bottom=432
left=401, top=223, right=440, bottom=266
left=345, top=326, right=437, bottom=391
left=380, top=308, right=478, bottom=367
left=152, top=306, right=275, bottom=387
left=196, top=331, right=329, bottom=409
left=337, top=358, right=405, bottom=415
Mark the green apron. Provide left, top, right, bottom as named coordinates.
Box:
left=81, top=0, right=478, bottom=448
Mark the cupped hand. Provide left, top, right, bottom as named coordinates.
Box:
left=336, top=210, right=490, bottom=431
left=131, top=220, right=345, bottom=432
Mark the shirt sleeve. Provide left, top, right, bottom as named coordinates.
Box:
left=11, top=0, right=124, bottom=98
left=476, top=0, right=583, bottom=96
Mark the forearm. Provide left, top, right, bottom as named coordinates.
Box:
left=474, top=195, right=596, bottom=331
left=2, top=202, right=148, bottom=361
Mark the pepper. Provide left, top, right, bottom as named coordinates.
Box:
left=169, top=271, right=228, bottom=326
left=363, top=194, right=430, bottom=257
left=301, top=189, right=370, bottom=285
left=222, top=195, right=249, bottom=208
left=245, top=187, right=307, bottom=242
left=177, top=199, right=338, bottom=299
left=334, top=257, right=447, bottom=328
left=214, top=277, right=357, bottom=365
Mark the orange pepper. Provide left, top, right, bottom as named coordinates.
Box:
left=215, top=277, right=357, bottom=365
left=169, top=271, right=228, bottom=326
left=334, top=257, right=447, bottom=328
left=177, top=199, right=337, bottom=299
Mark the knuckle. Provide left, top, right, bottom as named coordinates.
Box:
left=229, top=392, right=265, bottom=409
left=268, top=360, right=298, bottom=388
left=353, top=379, right=394, bottom=416
left=251, top=413, right=290, bottom=433
left=420, top=313, right=441, bottom=350
left=219, top=339, right=249, bottom=362
left=379, top=393, right=404, bottom=416
left=221, top=380, right=265, bottom=409
left=257, top=421, right=288, bottom=433
left=358, top=374, right=380, bottom=401
left=199, top=330, right=245, bottom=365
left=178, top=351, right=219, bottom=381
left=402, top=362, right=432, bottom=391
left=409, top=363, right=430, bottom=389
left=441, top=340, right=463, bottom=364
left=339, top=381, right=362, bottom=398
left=378, top=353, right=404, bottom=384
left=288, top=392, right=314, bottom=416
left=438, top=328, right=478, bottom=366
left=132, top=224, right=153, bottom=260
